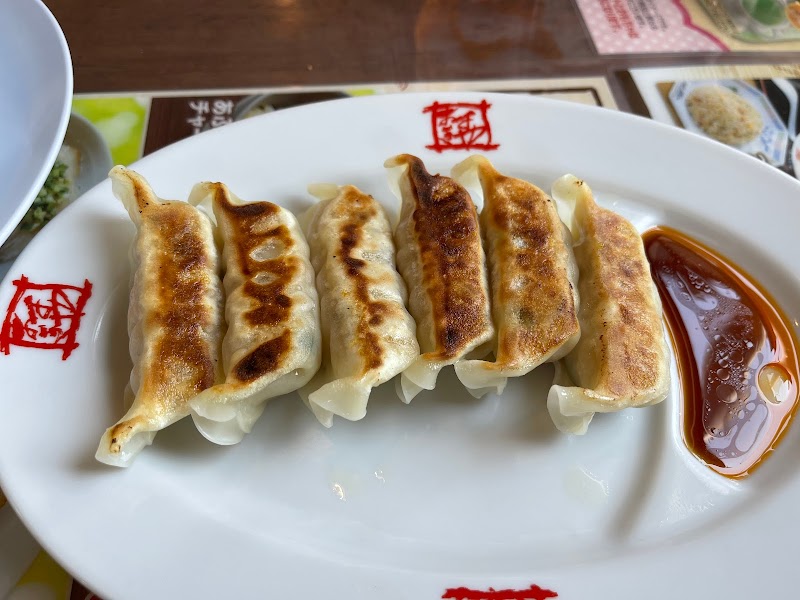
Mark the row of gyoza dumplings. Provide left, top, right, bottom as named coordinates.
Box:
left=95, top=155, right=671, bottom=467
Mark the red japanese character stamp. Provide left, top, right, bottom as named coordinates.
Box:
left=442, top=584, right=558, bottom=600
left=423, top=100, right=500, bottom=153
left=0, top=275, right=93, bottom=360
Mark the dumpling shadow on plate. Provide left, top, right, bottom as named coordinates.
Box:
left=349, top=366, right=561, bottom=446
left=607, top=394, right=669, bottom=541
left=154, top=392, right=314, bottom=460
left=88, top=214, right=136, bottom=408
left=447, top=363, right=561, bottom=448
left=377, top=366, right=484, bottom=414
left=243, top=392, right=318, bottom=449
left=144, top=417, right=228, bottom=461
left=502, top=364, right=561, bottom=445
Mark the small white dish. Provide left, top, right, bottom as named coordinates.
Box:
left=63, top=113, right=114, bottom=199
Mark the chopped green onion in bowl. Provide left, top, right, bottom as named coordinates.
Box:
left=19, top=159, right=71, bottom=232
left=0, top=145, right=79, bottom=262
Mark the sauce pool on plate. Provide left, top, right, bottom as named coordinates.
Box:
left=644, top=226, right=800, bottom=478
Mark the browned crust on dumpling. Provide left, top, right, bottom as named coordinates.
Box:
left=99, top=169, right=221, bottom=459
left=332, top=186, right=398, bottom=372
left=398, top=155, right=492, bottom=361
left=578, top=199, right=664, bottom=397
left=136, top=198, right=217, bottom=408
left=108, top=416, right=149, bottom=453
left=128, top=172, right=156, bottom=214
left=211, top=184, right=297, bottom=384
left=481, top=169, right=579, bottom=367
left=233, top=330, right=292, bottom=382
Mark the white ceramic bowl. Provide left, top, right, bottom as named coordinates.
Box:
left=0, top=0, right=72, bottom=246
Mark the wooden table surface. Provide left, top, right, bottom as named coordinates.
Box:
left=45, top=0, right=800, bottom=111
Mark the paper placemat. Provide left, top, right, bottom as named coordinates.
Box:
left=629, top=63, right=800, bottom=178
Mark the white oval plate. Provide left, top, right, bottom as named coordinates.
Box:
left=1, top=93, right=800, bottom=600
left=0, top=0, right=72, bottom=246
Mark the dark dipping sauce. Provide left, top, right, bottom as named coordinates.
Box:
left=644, top=226, right=800, bottom=479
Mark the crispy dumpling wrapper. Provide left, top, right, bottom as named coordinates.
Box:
left=96, top=167, right=224, bottom=467
left=451, top=156, right=580, bottom=398
left=547, top=175, right=670, bottom=434
left=298, top=184, right=419, bottom=426
left=385, top=154, right=494, bottom=403
left=187, top=182, right=321, bottom=444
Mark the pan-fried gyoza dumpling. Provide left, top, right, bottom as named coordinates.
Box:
left=298, top=184, right=419, bottom=426
left=385, top=154, right=494, bottom=403
left=96, top=167, right=224, bottom=467
left=451, top=156, right=580, bottom=398
left=547, top=175, right=670, bottom=434
left=187, top=182, right=321, bottom=444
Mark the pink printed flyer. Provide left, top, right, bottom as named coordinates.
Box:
left=576, top=0, right=800, bottom=53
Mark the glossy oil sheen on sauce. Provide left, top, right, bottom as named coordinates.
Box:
left=644, top=226, right=800, bottom=478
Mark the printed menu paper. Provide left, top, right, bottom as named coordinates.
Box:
left=577, top=0, right=800, bottom=53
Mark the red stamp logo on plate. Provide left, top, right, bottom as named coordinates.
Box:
left=442, top=584, right=558, bottom=600
left=423, top=100, right=500, bottom=153
left=0, top=275, right=93, bottom=360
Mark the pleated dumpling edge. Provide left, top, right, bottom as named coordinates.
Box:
left=450, top=155, right=581, bottom=399
left=186, top=182, right=321, bottom=445
left=96, top=167, right=224, bottom=467
left=298, top=182, right=419, bottom=426
left=546, top=174, right=671, bottom=434
left=385, top=154, right=494, bottom=403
